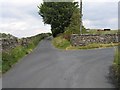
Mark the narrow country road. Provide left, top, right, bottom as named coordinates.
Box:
left=2, top=37, right=115, bottom=88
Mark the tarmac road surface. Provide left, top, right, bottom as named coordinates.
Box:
left=2, top=37, right=115, bottom=88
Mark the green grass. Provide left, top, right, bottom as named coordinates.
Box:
left=2, top=43, right=37, bottom=73
left=52, top=36, right=70, bottom=49
left=114, top=48, right=120, bottom=65
left=113, top=47, right=120, bottom=88
left=66, top=43, right=119, bottom=50
left=2, top=33, right=49, bottom=74
left=2, top=46, right=26, bottom=73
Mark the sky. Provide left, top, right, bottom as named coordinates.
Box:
left=0, top=0, right=119, bottom=38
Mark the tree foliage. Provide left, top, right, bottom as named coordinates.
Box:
left=64, top=7, right=86, bottom=35
left=64, top=8, right=80, bottom=34
left=38, top=1, right=79, bottom=37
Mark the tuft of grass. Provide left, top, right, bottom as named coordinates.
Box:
left=114, top=48, right=120, bottom=65
left=66, top=43, right=119, bottom=50
left=113, top=47, right=120, bottom=88
left=2, top=46, right=26, bottom=73
left=52, top=36, right=70, bottom=49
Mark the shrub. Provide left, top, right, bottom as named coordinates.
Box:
left=63, top=34, right=71, bottom=41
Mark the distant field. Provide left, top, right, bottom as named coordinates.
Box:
left=86, top=29, right=118, bottom=34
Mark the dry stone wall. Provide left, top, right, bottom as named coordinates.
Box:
left=1, top=37, right=31, bottom=52
left=71, top=34, right=119, bottom=46
left=1, top=33, right=50, bottom=52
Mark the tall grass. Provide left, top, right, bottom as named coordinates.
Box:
left=52, top=36, right=70, bottom=49
left=113, top=47, right=120, bottom=88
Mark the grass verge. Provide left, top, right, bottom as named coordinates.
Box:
left=52, top=36, right=70, bottom=49
left=2, top=34, right=49, bottom=74
left=113, top=47, right=120, bottom=88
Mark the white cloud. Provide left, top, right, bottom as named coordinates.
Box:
left=0, top=0, right=42, bottom=6
left=0, top=0, right=118, bottom=38
left=83, top=1, right=118, bottom=30
left=108, top=18, right=118, bottom=23
left=83, top=18, right=118, bottom=30
left=0, top=0, right=51, bottom=38
left=0, top=17, right=51, bottom=38
left=83, top=19, right=92, bottom=28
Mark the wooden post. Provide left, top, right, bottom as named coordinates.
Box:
left=80, top=0, right=83, bottom=34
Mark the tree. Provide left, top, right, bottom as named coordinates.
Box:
left=64, top=8, right=80, bottom=34
left=38, top=1, right=79, bottom=37
left=64, top=8, right=86, bottom=35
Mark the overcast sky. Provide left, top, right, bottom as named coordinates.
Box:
left=0, top=0, right=119, bottom=38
